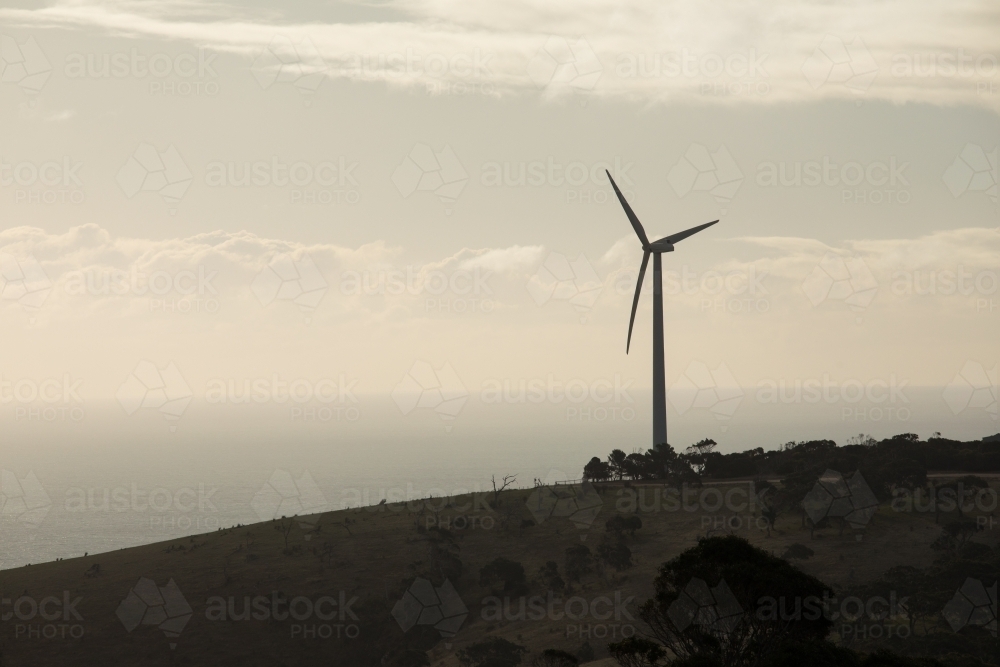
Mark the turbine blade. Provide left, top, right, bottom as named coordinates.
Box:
left=606, top=170, right=649, bottom=246
left=660, top=220, right=719, bottom=245
left=627, top=251, right=651, bottom=354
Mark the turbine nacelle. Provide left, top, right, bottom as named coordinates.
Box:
left=646, top=239, right=675, bottom=253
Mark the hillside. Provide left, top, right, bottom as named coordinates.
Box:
left=1, top=465, right=997, bottom=667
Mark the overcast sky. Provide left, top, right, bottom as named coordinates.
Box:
left=1, top=0, right=998, bottom=451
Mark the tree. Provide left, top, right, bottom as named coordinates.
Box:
left=626, top=536, right=834, bottom=667
left=457, top=638, right=527, bottom=667
left=274, top=515, right=296, bottom=551
left=583, top=457, right=611, bottom=482
left=608, top=450, right=628, bottom=480
left=929, top=520, right=981, bottom=559
left=491, top=474, right=517, bottom=508
left=624, top=452, right=650, bottom=480
left=480, top=557, right=527, bottom=594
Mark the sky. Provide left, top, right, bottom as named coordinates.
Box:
left=1, top=0, right=998, bottom=470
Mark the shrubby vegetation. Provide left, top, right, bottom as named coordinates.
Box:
left=585, top=434, right=1000, bottom=486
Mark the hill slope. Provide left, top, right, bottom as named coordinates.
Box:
left=1, top=477, right=996, bottom=666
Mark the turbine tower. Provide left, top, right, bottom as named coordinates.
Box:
left=607, top=170, right=718, bottom=447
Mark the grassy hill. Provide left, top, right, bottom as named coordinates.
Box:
left=1, top=472, right=997, bottom=667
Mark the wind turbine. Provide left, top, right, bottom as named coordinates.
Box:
left=607, top=170, right=718, bottom=447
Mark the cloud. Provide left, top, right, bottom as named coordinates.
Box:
left=456, top=245, right=544, bottom=273
left=0, top=224, right=556, bottom=323
left=732, top=228, right=1000, bottom=282
left=2, top=0, right=998, bottom=108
